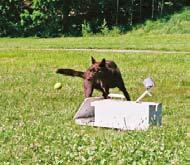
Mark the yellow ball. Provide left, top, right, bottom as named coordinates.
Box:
left=54, top=82, right=62, bottom=90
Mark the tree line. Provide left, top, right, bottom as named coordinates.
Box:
left=0, top=0, right=189, bottom=37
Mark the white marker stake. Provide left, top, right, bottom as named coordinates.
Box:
left=136, top=89, right=152, bottom=102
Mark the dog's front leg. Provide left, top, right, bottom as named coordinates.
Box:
left=102, top=89, right=109, bottom=99
left=101, top=83, right=109, bottom=99
left=84, top=80, right=93, bottom=98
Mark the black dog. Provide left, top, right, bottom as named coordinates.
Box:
left=56, top=57, right=130, bottom=100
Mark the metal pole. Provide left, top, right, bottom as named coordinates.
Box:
left=152, top=0, right=155, bottom=19
left=116, top=0, right=119, bottom=25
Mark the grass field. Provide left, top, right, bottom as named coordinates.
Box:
left=0, top=34, right=190, bottom=52
left=133, top=7, right=190, bottom=35
left=0, top=36, right=190, bottom=164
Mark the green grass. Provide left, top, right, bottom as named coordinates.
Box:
left=0, top=33, right=190, bottom=52
left=133, top=7, right=190, bottom=35
left=0, top=48, right=189, bottom=164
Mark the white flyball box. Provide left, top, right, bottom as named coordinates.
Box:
left=74, top=96, right=162, bottom=131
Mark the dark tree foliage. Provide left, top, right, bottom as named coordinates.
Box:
left=0, top=0, right=24, bottom=36
left=0, top=0, right=189, bottom=37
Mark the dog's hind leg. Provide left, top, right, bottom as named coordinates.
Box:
left=117, top=83, right=131, bottom=101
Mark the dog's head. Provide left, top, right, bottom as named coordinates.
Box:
left=86, top=57, right=106, bottom=80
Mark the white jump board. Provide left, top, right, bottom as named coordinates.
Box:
left=74, top=97, right=162, bottom=130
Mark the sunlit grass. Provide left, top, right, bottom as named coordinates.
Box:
left=133, top=7, right=190, bottom=35
left=0, top=34, right=190, bottom=51
left=0, top=49, right=189, bottom=163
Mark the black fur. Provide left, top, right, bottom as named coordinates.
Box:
left=56, top=57, right=130, bottom=100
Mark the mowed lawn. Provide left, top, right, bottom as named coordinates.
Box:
left=0, top=40, right=190, bottom=163
left=0, top=34, right=190, bottom=51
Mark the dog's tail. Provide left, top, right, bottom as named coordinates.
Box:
left=56, top=68, right=85, bottom=79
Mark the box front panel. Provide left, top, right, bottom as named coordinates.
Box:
left=94, top=101, right=150, bottom=130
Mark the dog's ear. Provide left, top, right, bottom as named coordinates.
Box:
left=100, top=58, right=106, bottom=67
left=91, top=56, right=96, bottom=64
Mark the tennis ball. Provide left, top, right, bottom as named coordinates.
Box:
left=54, top=82, right=62, bottom=90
